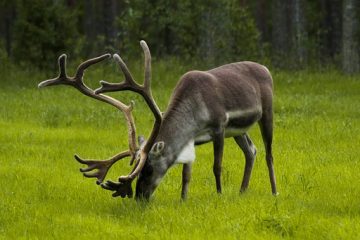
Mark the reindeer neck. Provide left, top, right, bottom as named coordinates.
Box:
left=156, top=101, right=200, bottom=158
left=158, top=114, right=196, bottom=153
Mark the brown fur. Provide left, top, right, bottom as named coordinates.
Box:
left=136, top=61, right=278, bottom=199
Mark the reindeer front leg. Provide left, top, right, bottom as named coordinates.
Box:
left=213, top=128, right=225, bottom=194
left=181, top=163, right=192, bottom=200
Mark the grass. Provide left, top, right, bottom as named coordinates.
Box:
left=0, top=58, right=359, bottom=239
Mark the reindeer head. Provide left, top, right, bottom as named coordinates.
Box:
left=39, top=41, right=163, bottom=200
left=135, top=141, right=170, bottom=200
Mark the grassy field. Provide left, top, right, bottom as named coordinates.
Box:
left=0, top=58, right=359, bottom=239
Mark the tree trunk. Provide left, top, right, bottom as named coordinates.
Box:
left=319, top=0, right=342, bottom=62
left=272, top=0, right=289, bottom=68
left=83, top=0, right=95, bottom=55
left=342, top=0, right=359, bottom=74
left=290, top=0, right=307, bottom=67
left=198, top=1, right=232, bottom=65
left=199, top=10, right=215, bottom=63
left=1, top=4, right=15, bottom=57
left=103, top=0, right=117, bottom=51
left=255, top=0, right=269, bottom=43
left=329, top=0, right=342, bottom=59
left=84, top=0, right=94, bottom=36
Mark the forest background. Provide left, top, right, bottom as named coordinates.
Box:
left=0, top=0, right=359, bottom=73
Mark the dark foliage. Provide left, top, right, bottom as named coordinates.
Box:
left=0, top=0, right=359, bottom=72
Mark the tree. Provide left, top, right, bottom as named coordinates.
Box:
left=103, top=0, right=117, bottom=51
left=0, top=1, right=16, bottom=57
left=342, top=0, right=359, bottom=74
left=198, top=0, right=225, bottom=64
left=254, top=0, right=270, bottom=43
left=272, top=0, right=290, bottom=68
left=83, top=0, right=95, bottom=55
left=290, top=0, right=307, bottom=66
left=318, top=0, right=342, bottom=62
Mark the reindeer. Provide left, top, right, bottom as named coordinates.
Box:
left=38, top=41, right=277, bottom=200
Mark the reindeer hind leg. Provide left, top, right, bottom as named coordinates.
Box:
left=259, top=110, right=278, bottom=195
left=234, top=134, right=257, bottom=193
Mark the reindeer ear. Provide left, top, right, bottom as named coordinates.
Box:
left=150, top=141, right=165, bottom=156
left=138, top=135, right=146, bottom=146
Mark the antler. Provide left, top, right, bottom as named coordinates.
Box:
left=95, top=40, right=162, bottom=187
left=38, top=54, right=138, bottom=190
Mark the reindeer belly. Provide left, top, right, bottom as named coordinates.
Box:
left=224, top=126, right=251, bottom=137
left=194, top=126, right=250, bottom=142
left=195, top=107, right=262, bottom=143
left=225, top=107, right=262, bottom=135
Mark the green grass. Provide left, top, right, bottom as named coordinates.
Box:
left=1, top=59, right=359, bottom=239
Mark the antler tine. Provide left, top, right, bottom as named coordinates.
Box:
left=112, top=54, right=138, bottom=86
left=140, top=40, right=151, bottom=92
left=125, top=100, right=137, bottom=155
left=58, top=54, right=67, bottom=78
left=38, top=54, right=70, bottom=88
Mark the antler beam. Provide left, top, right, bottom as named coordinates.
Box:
left=95, top=41, right=162, bottom=186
